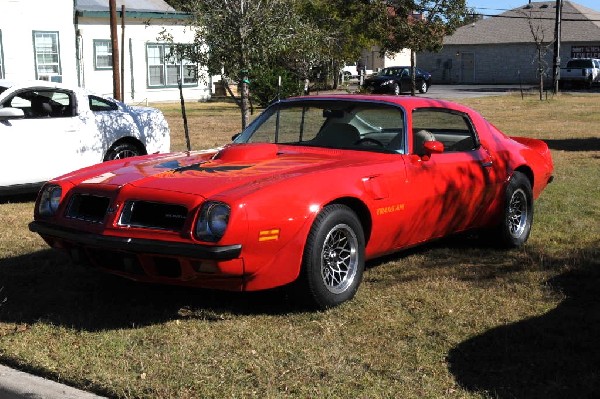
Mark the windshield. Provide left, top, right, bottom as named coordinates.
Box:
left=235, top=100, right=406, bottom=153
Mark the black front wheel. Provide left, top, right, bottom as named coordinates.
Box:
left=297, top=204, right=365, bottom=309
left=419, top=80, right=429, bottom=93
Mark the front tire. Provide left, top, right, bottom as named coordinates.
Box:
left=498, top=171, right=533, bottom=247
left=392, top=83, right=400, bottom=95
left=419, top=80, right=428, bottom=93
left=104, top=142, right=143, bottom=161
left=297, top=204, right=365, bottom=309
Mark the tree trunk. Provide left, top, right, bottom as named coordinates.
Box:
left=538, top=48, right=544, bottom=101
left=241, top=77, right=250, bottom=130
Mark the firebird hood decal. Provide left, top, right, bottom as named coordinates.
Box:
left=173, top=163, right=252, bottom=174
left=74, top=145, right=372, bottom=198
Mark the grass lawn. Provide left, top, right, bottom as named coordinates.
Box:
left=0, top=93, right=598, bottom=398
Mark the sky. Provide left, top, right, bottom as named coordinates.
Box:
left=466, top=0, right=600, bottom=14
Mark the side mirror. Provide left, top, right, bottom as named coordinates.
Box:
left=231, top=132, right=241, bottom=141
left=422, top=140, right=444, bottom=160
left=0, top=107, right=25, bottom=121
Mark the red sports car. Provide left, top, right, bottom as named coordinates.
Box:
left=29, top=95, right=554, bottom=309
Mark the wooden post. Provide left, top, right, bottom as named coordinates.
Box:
left=109, top=0, right=121, bottom=101
left=121, top=5, right=126, bottom=100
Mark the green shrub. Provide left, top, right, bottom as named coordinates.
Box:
left=250, top=66, right=303, bottom=107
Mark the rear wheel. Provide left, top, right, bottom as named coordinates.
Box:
left=297, top=204, right=365, bottom=309
left=497, top=171, right=533, bottom=247
left=105, top=142, right=143, bottom=161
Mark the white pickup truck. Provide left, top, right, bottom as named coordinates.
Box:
left=560, top=58, right=600, bottom=88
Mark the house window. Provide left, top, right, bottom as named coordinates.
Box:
left=0, top=30, right=4, bottom=79
left=33, top=31, right=61, bottom=79
left=94, top=40, right=112, bottom=69
left=146, top=43, right=197, bottom=88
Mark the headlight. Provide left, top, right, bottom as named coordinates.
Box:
left=381, top=80, right=394, bottom=86
left=38, top=185, right=62, bottom=216
left=195, top=201, right=230, bottom=242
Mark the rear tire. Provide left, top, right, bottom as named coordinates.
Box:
left=297, top=204, right=365, bottom=309
left=498, top=171, right=533, bottom=248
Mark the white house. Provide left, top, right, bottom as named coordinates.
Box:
left=0, top=0, right=78, bottom=84
left=0, top=0, right=211, bottom=102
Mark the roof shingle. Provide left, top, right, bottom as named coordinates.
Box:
left=76, top=0, right=176, bottom=13
left=445, top=1, right=600, bottom=45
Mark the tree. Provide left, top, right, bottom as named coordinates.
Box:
left=165, top=0, right=307, bottom=129
left=519, top=7, right=555, bottom=100
left=382, top=0, right=470, bottom=95
left=297, top=0, right=388, bottom=89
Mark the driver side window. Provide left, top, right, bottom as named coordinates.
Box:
left=4, top=90, right=74, bottom=119
left=412, top=108, right=478, bottom=153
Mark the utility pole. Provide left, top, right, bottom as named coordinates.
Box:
left=121, top=5, right=126, bottom=101
left=109, top=0, right=121, bottom=101
left=552, top=0, right=563, bottom=93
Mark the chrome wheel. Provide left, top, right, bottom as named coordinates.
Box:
left=298, top=204, right=365, bottom=309
left=320, top=223, right=359, bottom=294
left=507, top=188, right=528, bottom=238
left=105, top=143, right=143, bottom=161
left=112, top=148, right=138, bottom=159
left=495, top=171, right=533, bottom=248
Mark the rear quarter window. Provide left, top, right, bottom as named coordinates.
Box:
left=89, top=95, right=118, bottom=112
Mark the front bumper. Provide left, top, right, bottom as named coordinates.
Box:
left=29, top=221, right=245, bottom=290
left=29, top=221, right=242, bottom=260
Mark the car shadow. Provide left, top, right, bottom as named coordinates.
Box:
left=447, top=248, right=600, bottom=398
left=0, top=231, right=545, bottom=332
left=0, top=249, right=296, bottom=331
left=544, top=137, right=600, bottom=152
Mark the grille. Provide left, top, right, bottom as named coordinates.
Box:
left=118, top=200, right=188, bottom=231
left=66, top=194, right=110, bottom=223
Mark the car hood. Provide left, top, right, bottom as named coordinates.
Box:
left=68, top=143, right=375, bottom=198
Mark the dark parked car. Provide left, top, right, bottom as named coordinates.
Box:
left=363, top=66, right=431, bottom=95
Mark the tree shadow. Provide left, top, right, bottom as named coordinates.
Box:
left=448, top=247, right=600, bottom=399
left=544, top=137, right=600, bottom=152
left=0, top=249, right=295, bottom=332
left=0, top=192, right=38, bottom=204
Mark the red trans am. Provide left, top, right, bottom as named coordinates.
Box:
left=29, top=95, right=554, bottom=309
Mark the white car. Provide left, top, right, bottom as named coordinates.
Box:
left=0, top=80, right=170, bottom=194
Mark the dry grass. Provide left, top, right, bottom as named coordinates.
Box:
left=0, top=93, right=598, bottom=398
